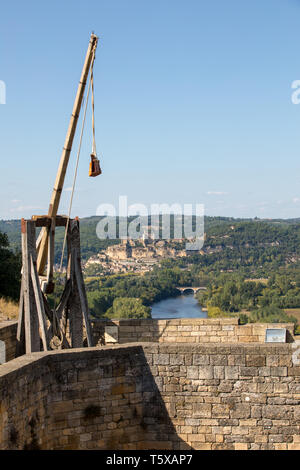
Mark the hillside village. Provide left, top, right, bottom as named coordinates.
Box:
left=84, top=237, right=188, bottom=274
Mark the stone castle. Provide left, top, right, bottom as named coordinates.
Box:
left=85, top=238, right=187, bottom=274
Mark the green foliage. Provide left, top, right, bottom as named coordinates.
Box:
left=87, top=289, right=114, bottom=318
left=295, top=324, right=300, bottom=335
left=3, top=215, right=300, bottom=326
left=248, top=306, right=297, bottom=324
left=0, top=230, right=21, bottom=301
left=86, top=268, right=182, bottom=318
left=239, top=313, right=249, bottom=325
left=105, top=297, right=151, bottom=319
left=207, top=306, right=226, bottom=318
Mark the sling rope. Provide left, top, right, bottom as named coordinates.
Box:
left=91, top=68, right=97, bottom=156
left=59, top=52, right=96, bottom=272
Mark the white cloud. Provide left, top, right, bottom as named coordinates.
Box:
left=293, top=197, right=300, bottom=203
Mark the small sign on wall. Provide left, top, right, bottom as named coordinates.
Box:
left=104, top=326, right=118, bottom=344
left=0, top=340, right=5, bottom=364
left=265, top=328, right=286, bottom=343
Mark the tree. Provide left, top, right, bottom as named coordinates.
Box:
left=87, top=289, right=114, bottom=318
left=105, top=297, right=151, bottom=319
left=207, top=306, right=227, bottom=318
left=0, top=231, right=21, bottom=301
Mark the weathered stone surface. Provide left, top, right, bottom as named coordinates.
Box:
left=193, top=403, right=212, bottom=418
left=0, top=322, right=299, bottom=451
left=198, top=366, right=214, bottom=379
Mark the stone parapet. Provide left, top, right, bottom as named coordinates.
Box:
left=0, top=342, right=299, bottom=450
left=91, top=318, right=295, bottom=346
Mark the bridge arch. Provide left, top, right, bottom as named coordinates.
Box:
left=176, top=286, right=207, bottom=295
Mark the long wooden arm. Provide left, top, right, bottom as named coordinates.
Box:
left=37, top=33, right=98, bottom=275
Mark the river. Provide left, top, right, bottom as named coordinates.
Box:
left=151, top=293, right=207, bottom=319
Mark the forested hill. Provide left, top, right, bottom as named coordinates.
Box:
left=181, top=220, right=300, bottom=277
left=1, top=216, right=300, bottom=267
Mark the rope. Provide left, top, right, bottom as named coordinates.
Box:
left=50, top=50, right=96, bottom=335
left=59, top=51, right=96, bottom=274
left=91, top=69, right=97, bottom=156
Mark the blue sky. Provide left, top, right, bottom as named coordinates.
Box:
left=1, top=0, right=300, bottom=220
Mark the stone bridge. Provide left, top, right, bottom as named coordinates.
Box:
left=176, top=286, right=207, bottom=294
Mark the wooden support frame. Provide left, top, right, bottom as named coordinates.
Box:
left=17, top=216, right=93, bottom=354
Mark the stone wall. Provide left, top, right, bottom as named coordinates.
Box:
left=0, top=343, right=300, bottom=450
left=0, top=321, right=17, bottom=362
left=91, top=318, right=295, bottom=346
left=0, top=319, right=295, bottom=364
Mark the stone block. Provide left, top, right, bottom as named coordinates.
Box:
left=198, top=366, right=214, bottom=379
left=170, top=354, right=185, bottom=365
left=230, top=404, right=251, bottom=419
left=240, top=367, right=258, bottom=377
left=212, top=404, right=230, bottom=418
left=245, top=355, right=265, bottom=367
left=228, top=355, right=245, bottom=366
left=270, top=367, right=287, bottom=377
left=193, top=403, right=212, bottom=418
left=266, top=355, right=279, bottom=367
left=190, top=443, right=212, bottom=450
left=193, top=354, right=210, bottom=366
left=262, top=405, right=289, bottom=420
left=259, top=367, right=271, bottom=377
left=210, top=355, right=228, bottom=366
left=239, top=419, right=257, bottom=426
left=274, top=443, right=288, bottom=450
left=273, top=383, right=288, bottom=394
left=288, top=443, right=300, bottom=450
left=234, top=443, right=248, bottom=450
left=153, top=354, right=169, bottom=365
left=214, top=366, right=225, bottom=379
left=187, top=434, right=206, bottom=442
left=225, top=366, right=240, bottom=380
left=52, top=401, right=74, bottom=414
left=187, top=366, right=199, bottom=379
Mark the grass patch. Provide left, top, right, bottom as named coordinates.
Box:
left=0, top=297, right=18, bottom=321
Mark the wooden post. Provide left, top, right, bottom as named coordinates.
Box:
left=20, top=219, right=42, bottom=353
left=16, top=280, right=25, bottom=356
left=67, top=220, right=83, bottom=348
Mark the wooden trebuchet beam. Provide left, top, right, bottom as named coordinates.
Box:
left=37, top=33, right=98, bottom=276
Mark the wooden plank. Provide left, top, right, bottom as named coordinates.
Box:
left=16, top=281, right=25, bottom=356
left=32, top=215, right=69, bottom=227
left=22, top=220, right=40, bottom=353
left=36, top=35, right=98, bottom=275
left=36, top=226, right=46, bottom=252
left=43, top=217, right=56, bottom=294
left=69, top=252, right=83, bottom=348
left=55, top=279, right=71, bottom=319
left=30, top=255, right=49, bottom=351
left=75, top=257, right=93, bottom=347
left=67, top=220, right=83, bottom=348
